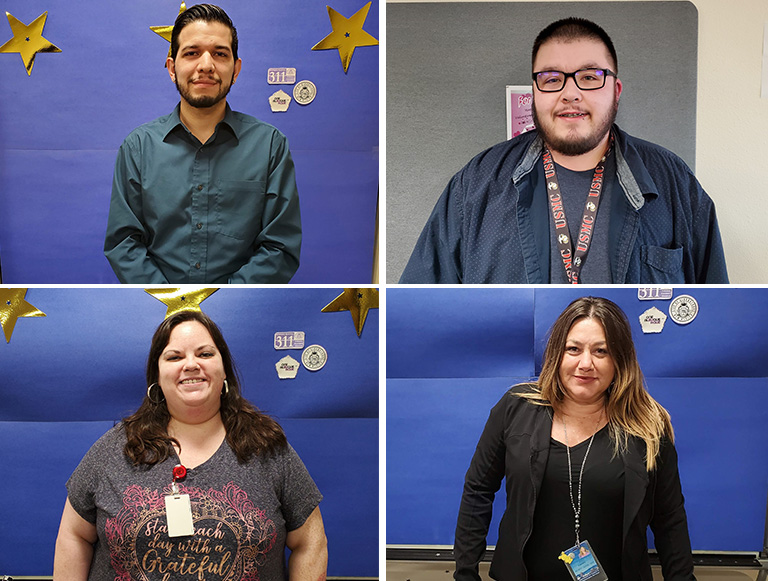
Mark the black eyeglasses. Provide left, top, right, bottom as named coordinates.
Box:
left=532, top=68, right=617, bottom=92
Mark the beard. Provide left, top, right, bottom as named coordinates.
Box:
left=175, top=73, right=234, bottom=109
left=532, top=96, right=619, bottom=157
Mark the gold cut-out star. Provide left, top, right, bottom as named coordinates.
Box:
left=0, top=289, right=46, bottom=343
left=321, top=288, right=379, bottom=337
left=0, top=11, right=61, bottom=76
left=146, top=287, right=218, bottom=318
left=150, top=1, right=187, bottom=61
left=312, top=2, right=378, bottom=73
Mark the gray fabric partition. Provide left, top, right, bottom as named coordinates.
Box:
left=386, top=1, right=698, bottom=282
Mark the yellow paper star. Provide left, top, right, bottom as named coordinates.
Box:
left=312, top=2, right=378, bottom=73
left=0, top=11, right=61, bottom=76
left=150, top=1, right=187, bottom=61
left=0, top=289, right=46, bottom=343
left=321, top=288, right=379, bottom=337
left=146, top=287, right=218, bottom=318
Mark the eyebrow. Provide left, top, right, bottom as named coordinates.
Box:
left=163, top=344, right=217, bottom=354
left=180, top=44, right=232, bottom=53
left=536, top=62, right=606, bottom=71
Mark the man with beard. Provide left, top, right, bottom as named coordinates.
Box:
left=104, top=4, right=301, bottom=283
left=399, top=17, right=727, bottom=283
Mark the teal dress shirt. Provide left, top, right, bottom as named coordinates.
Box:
left=104, top=104, right=301, bottom=283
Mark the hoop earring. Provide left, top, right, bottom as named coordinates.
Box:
left=222, top=379, right=229, bottom=396
left=147, top=383, right=164, bottom=404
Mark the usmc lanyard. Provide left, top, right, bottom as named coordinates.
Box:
left=542, top=136, right=613, bottom=284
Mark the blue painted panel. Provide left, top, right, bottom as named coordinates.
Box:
left=534, top=288, right=768, bottom=377
left=0, top=288, right=378, bottom=421
left=647, top=377, right=768, bottom=552
left=0, top=288, right=377, bottom=575
left=386, top=288, right=768, bottom=553
left=386, top=377, right=524, bottom=545
left=0, top=0, right=378, bottom=283
left=387, top=288, right=535, bottom=379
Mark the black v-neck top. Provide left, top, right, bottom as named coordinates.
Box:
left=523, top=425, right=625, bottom=580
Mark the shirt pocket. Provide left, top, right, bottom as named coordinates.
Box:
left=213, top=179, right=266, bottom=241
left=641, top=244, right=684, bottom=282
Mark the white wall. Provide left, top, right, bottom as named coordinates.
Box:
left=385, top=0, right=768, bottom=283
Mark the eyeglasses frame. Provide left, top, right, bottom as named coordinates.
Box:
left=531, top=68, right=617, bottom=92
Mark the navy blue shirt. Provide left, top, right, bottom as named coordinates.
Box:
left=548, top=153, right=615, bottom=284
left=104, top=104, right=301, bottom=284
left=400, top=126, right=728, bottom=284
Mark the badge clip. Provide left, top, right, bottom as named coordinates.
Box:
left=165, top=463, right=194, bottom=537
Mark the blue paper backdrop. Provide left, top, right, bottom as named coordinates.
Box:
left=387, top=288, right=768, bottom=553
left=0, top=287, right=378, bottom=576
left=0, top=0, right=378, bottom=283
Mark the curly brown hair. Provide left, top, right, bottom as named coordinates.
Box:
left=123, top=310, right=286, bottom=466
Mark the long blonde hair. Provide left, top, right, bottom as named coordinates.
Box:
left=518, top=296, right=672, bottom=471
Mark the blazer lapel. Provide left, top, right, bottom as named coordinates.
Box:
left=529, top=408, right=553, bottom=495
left=622, top=437, right=650, bottom=542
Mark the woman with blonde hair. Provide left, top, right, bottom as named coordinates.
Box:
left=454, top=296, right=695, bottom=581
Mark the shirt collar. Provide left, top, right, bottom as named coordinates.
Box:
left=513, top=133, right=544, bottom=184
left=612, top=125, right=659, bottom=210
left=513, top=125, right=660, bottom=211
left=162, top=103, right=241, bottom=144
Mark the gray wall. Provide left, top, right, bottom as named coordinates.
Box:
left=386, top=1, right=698, bottom=282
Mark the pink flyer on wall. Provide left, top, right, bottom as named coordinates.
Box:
left=506, top=85, right=535, bottom=140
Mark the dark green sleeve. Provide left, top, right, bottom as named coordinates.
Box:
left=228, top=132, right=301, bottom=283
left=103, top=140, right=169, bottom=283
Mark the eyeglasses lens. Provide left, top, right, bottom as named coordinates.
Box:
left=536, top=69, right=607, bottom=92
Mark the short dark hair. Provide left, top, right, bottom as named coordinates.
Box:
left=532, top=17, right=618, bottom=73
left=170, top=3, right=239, bottom=61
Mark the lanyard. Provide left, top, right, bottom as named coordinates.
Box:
left=171, top=463, right=187, bottom=494
left=560, top=410, right=603, bottom=546
left=543, top=136, right=613, bottom=284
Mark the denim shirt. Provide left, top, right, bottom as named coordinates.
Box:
left=104, top=104, right=301, bottom=284
left=400, top=125, right=728, bottom=284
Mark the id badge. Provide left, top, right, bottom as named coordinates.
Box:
left=164, top=493, right=195, bottom=538
left=558, top=540, right=608, bottom=581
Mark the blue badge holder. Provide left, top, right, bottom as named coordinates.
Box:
left=561, top=540, right=609, bottom=581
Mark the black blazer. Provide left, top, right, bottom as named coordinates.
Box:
left=454, top=385, right=696, bottom=581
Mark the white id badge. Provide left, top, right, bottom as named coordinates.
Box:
left=559, top=540, right=609, bottom=581
left=165, top=494, right=195, bottom=538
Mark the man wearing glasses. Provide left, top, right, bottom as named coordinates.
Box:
left=399, top=17, right=728, bottom=284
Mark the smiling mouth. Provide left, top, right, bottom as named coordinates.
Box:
left=558, top=112, right=588, bottom=119
left=180, top=378, right=205, bottom=385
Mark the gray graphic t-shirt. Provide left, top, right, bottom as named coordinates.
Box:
left=67, top=424, right=322, bottom=581
left=548, top=151, right=616, bottom=283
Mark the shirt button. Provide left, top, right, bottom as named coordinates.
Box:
left=197, top=184, right=204, bottom=191
left=195, top=262, right=201, bottom=269
left=196, top=222, right=203, bottom=229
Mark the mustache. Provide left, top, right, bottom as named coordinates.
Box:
left=553, top=107, right=589, bottom=115
left=191, top=76, right=221, bottom=84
